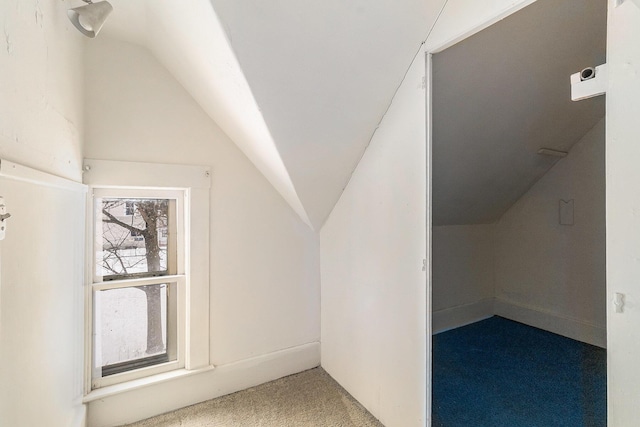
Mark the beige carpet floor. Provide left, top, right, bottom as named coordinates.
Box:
left=122, top=368, right=385, bottom=427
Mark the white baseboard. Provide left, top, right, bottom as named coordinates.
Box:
left=432, top=298, right=494, bottom=334
left=87, top=342, right=321, bottom=427
left=494, top=298, right=606, bottom=348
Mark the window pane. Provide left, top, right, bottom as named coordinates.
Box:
left=96, top=198, right=174, bottom=280
left=94, top=284, right=175, bottom=375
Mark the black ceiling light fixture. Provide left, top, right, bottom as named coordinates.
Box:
left=67, top=0, right=113, bottom=38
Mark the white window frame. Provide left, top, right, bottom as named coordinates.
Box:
left=91, top=188, right=187, bottom=389
left=83, top=159, right=212, bottom=394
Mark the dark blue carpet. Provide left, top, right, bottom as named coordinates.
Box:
left=432, top=316, right=606, bottom=427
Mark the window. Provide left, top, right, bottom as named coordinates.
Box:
left=125, top=201, right=135, bottom=216
left=83, top=158, right=212, bottom=394
left=91, top=190, right=186, bottom=388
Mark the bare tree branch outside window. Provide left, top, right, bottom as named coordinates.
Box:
left=100, top=199, right=170, bottom=355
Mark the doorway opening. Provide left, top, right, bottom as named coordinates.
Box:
left=428, top=0, right=607, bottom=425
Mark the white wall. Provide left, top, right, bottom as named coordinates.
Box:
left=432, top=225, right=495, bottom=332
left=320, top=52, right=427, bottom=427
left=0, top=0, right=84, bottom=181
left=606, top=1, right=640, bottom=425
left=494, top=119, right=606, bottom=347
left=83, top=38, right=320, bottom=426
left=0, top=1, right=86, bottom=426
left=0, top=174, right=86, bottom=427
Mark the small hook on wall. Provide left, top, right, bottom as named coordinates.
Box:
left=0, top=196, right=12, bottom=241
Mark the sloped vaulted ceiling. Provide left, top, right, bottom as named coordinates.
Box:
left=98, top=0, right=602, bottom=230
left=99, top=0, right=447, bottom=230
left=208, top=0, right=446, bottom=229
left=432, top=0, right=606, bottom=226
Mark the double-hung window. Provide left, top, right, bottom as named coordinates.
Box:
left=91, top=189, right=186, bottom=388
left=84, top=159, right=211, bottom=393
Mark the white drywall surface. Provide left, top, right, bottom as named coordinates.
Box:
left=494, top=119, right=606, bottom=347
left=432, top=225, right=495, bottom=332
left=0, top=177, right=86, bottom=427
left=0, top=0, right=84, bottom=182
left=606, top=1, right=640, bottom=424
left=320, top=52, right=427, bottom=427
left=83, top=38, right=320, bottom=426
left=0, top=1, right=86, bottom=426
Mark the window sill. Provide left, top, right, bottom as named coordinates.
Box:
left=83, top=365, right=216, bottom=403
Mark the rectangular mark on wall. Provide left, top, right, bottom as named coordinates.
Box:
left=559, top=199, right=574, bottom=226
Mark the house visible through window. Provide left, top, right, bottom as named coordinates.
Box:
left=125, top=200, right=135, bottom=216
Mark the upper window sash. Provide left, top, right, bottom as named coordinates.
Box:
left=92, top=188, right=186, bottom=284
